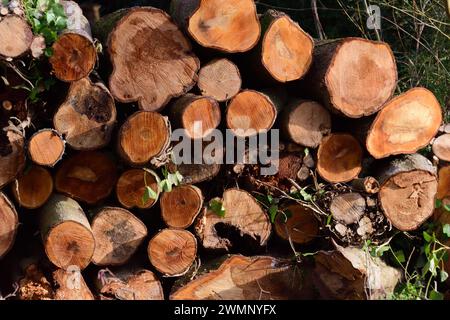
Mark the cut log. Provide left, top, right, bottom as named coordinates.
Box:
left=11, top=165, right=53, bottom=209
left=274, top=203, right=319, bottom=244
left=437, top=166, right=450, bottom=200
left=116, top=169, right=160, bottom=209
left=94, top=7, right=199, bottom=111
left=317, top=133, right=363, bottom=183
left=49, top=1, right=96, bottom=82
left=257, top=9, right=314, bottom=82
left=39, top=194, right=95, bottom=269
left=366, top=88, right=442, bottom=159
left=170, top=255, right=310, bottom=300
left=433, top=133, right=450, bottom=162
left=117, top=111, right=171, bottom=166
left=0, top=15, right=33, bottom=57
left=54, top=77, right=117, bottom=150
left=330, top=193, right=366, bottom=225
left=169, top=162, right=221, bottom=184
left=375, top=154, right=438, bottom=231
left=17, top=264, right=54, bottom=300
left=171, top=0, right=260, bottom=53
left=28, top=129, right=65, bottom=167
left=91, top=207, right=147, bottom=266
left=300, top=38, right=397, bottom=118
left=98, top=269, right=164, bottom=300
left=0, top=130, right=25, bottom=188
left=0, top=192, right=18, bottom=259
left=55, top=151, right=118, bottom=204
left=195, top=188, right=271, bottom=251
left=53, top=268, right=94, bottom=300
left=280, top=99, right=331, bottom=148
left=169, top=94, right=221, bottom=139
left=160, top=185, right=203, bottom=229
left=197, top=58, right=241, bottom=102
left=351, top=176, right=380, bottom=194
left=225, top=90, right=278, bottom=137
left=147, top=228, right=197, bottom=277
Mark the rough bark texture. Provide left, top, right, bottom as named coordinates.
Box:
left=11, top=165, right=53, bottom=209
left=53, top=268, right=94, bottom=300
left=116, top=169, right=160, bottom=209
left=0, top=192, right=19, bottom=259
left=28, top=129, right=65, bottom=167
left=274, top=203, right=319, bottom=244
left=0, top=130, right=25, bottom=188
left=54, top=77, right=117, bottom=150
left=169, top=162, right=221, bottom=184
left=0, top=15, right=33, bottom=57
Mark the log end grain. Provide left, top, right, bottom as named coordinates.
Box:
left=274, top=204, right=319, bottom=244
left=12, top=165, right=53, bottom=209
left=0, top=16, right=33, bottom=57
left=53, top=268, right=95, bottom=300
left=437, top=166, right=450, bottom=200
left=161, top=185, right=203, bottom=229
left=28, top=129, right=65, bottom=167
left=116, top=169, right=159, bottom=209
left=0, top=130, right=25, bottom=188
left=0, top=192, right=19, bottom=259
left=330, top=193, right=366, bottom=225
left=432, top=133, right=450, bottom=162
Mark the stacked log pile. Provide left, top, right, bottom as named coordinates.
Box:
left=0, top=0, right=447, bottom=300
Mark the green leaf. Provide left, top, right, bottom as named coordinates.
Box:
left=444, top=204, right=450, bottom=212
left=394, top=250, right=406, bottom=263
left=436, top=199, right=443, bottom=208
left=429, top=290, right=444, bottom=300
left=209, top=199, right=225, bottom=218
left=304, top=148, right=310, bottom=157
left=300, top=187, right=312, bottom=202
left=268, top=205, right=278, bottom=223
left=440, top=270, right=448, bottom=282
left=326, top=214, right=332, bottom=226
left=267, top=194, right=273, bottom=204
left=443, top=224, right=450, bottom=238
left=375, top=244, right=390, bottom=257
left=423, top=231, right=432, bottom=242
left=142, top=186, right=157, bottom=205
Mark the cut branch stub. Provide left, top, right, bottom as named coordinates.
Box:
left=437, top=166, right=450, bottom=200
left=301, top=38, right=397, bottom=118
left=195, top=188, right=271, bottom=251
left=116, top=169, right=159, bottom=209
left=0, top=192, right=19, bottom=259
left=197, top=58, right=241, bottom=102
left=367, top=88, right=442, bottom=159
left=432, top=133, right=450, bottom=162
left=39, top=194, right=95, bottom=269
left=0, top=15, right=33, bottom=57
left=317, top=133, right=363, bottom=183
left=0, top=130, right=25, bottom=189
left=54, top=78, right=117, bottom=150
left=117, top=111, right=171, bottom=166
left=55, top=151, right=118, bottom=204
left=147, top=228, right=197, bottom=277
left=274, top=204, right=319, bottom=244
left=91, top=207, right=148, bottom=266
left=12, top=165, right=53, bottom=209
left=160, top=185, right=203, bottom=229
left=376, top=154, right=438, bottom=231
left=280, top=99, right=331, bottom=148
left=330, top=193, right=366, bottom=225
left=104, top=7, right=199, bottom=111
left=259, top=9, right=314, bottom=82
left=28, top=129, right=65, bottom=167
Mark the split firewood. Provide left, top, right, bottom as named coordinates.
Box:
left=432, top=133, right=450, bottom=162
left=160, top=185, right=203, bottom=229
left=0, top=129, right=25, bottom=188
left=351, top=176, right=380, bottom=194
left=329, top=193, right=366, bottom=225
left=39, top=194, right=95, bottom=269
left=94, top=7, right=199, bottom=111
left=366, top=88, right=442, bottom=159
left=197, top=58, right=241, bottom=102
left=375, top=153, right=438, bottom=231
left=11, top=165, right=53, bottom=209
left=117, top=111, right=171, bottom=166
left=171, top=0, right=260, bottom=53
left=53, top=268, right=94, bottom=300
left=195, top=189, right=271, bottom=251
left=55, top=151, right=118, bottom=204
left=147, top=229, right=197, bottom=277
left=0, top=192, right=19, bottom=259
left=317, top=133, right=363, bottom=183
left=54, top=77, right=117, bottom=150
left=274, top=203, right=319, bottom=244
left=28, top=129, right=65, bottom=167
left=50, top=1, right=96, bottom=82
left=300, top=38, right=397, bottom=118
left=0, top=15, right=33, bottom=57
left=116, top=169, right=160, bottom=209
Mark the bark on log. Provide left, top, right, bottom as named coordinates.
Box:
left=54, top=77, right=117, bottom=150
left=274, top=203, right=319, bottom=244
left=53, top=268, right=94, bottom=300
left=375, top=154, right=438, bottom=231
left=39, top=194, right=95, bottom=269
left=0, top=192, right=18, bottom=259
left=91, top=207, right=147, bottom=266
left=160, top=185, right=203, bottom=229
left=366, top=88, right=442, bottom=159
left=171, top=0, right=260, bottom=53
left=195, top=189, right=271, bottom=251
left=351, top=176, right=380, bottom=194
left=280, top=99, right=331, bottom=148
left=147, top=228, right=197, bottom=277
left=94, top=7, right=199, bottom=111
left=49, top=1, right=96, bottom=82
left=300, top=38, right=397, bottom=118
left=11, top=165, right=53, bottom=209
left=116, top=169, right=160, bottom=209
left=55, top=151, right=118, bottom=204
left=28, top=129, right=65, bottom=167
left=169, top=162, right=221, bottom=184
left=433, top=133, right=450, bottom=162
left=169, top=94, right=221, bottom=139
left=0, top=15, right=33, bottom=57
left=317, top=133, right=363, bottom=183
left=0, top=130, right=25, bottom=188
left=197, top=58, right=241, bottom=102
left=437, top=166, right=450, bottom=200
left=329, top=193, right=366, bottom=225
left=117, top=111, right=171, bottom=166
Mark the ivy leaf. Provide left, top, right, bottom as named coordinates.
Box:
left=209, top=199, right=225, bottom=218
left=443, top=224, right=450, bottom=238
left=268, top=205, right=278, bottom=223
left=375, top=244, right=390, bottom=257
left=394, top=250, right=406, bottom=263
left=300, top=187, right=312, bottom=202
left=436, top=199, right=442, bottom=208
left=142, top=186, right=157, bottom=205
left=440, top=270, right=449, bottom=282
left=423, top=231, right=432, bottom=242
left=326, top=214, right=332, bottom=226
left=429, top=290, right=444, bottom=300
